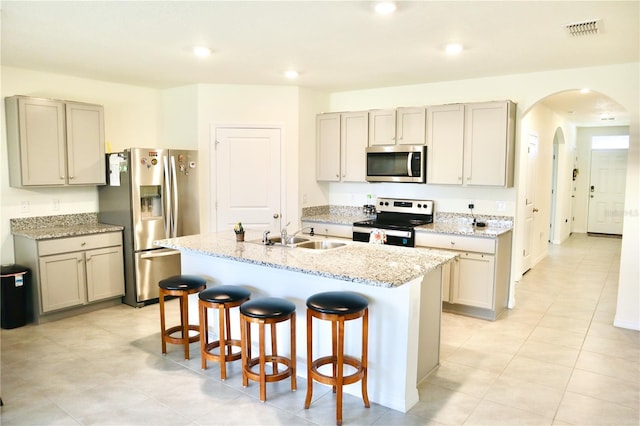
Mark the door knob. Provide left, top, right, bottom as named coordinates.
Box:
left=273, top=213, right=280, bottom=219
left=533, top=208, right=539, bottom=213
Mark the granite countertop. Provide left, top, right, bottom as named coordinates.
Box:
left=10, top=213, right=123, bottom=240
left=155, top=231, right=457, bottom=289
left=301, top=206, right=513, bottom=238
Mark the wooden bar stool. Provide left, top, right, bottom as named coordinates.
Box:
left=159, top=275, right=207, bottom=360
left=304, top=291, right=369, bottom=426
left=240, top=297, right=297, bottom=402
left=199, top=285, right=251, bottom=379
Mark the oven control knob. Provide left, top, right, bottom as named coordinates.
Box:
left=384, top=202, right=389, bottom=206
left=417, top=204, right=422, bottom=208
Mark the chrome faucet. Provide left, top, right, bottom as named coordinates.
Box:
left=280, top=222, right=291, bottom=243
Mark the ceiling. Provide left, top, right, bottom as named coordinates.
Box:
left=1, top=1, right=637, bottom=126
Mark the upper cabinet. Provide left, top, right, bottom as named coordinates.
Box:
left=427, top=100, right=516, bottom=187
left=316, top=111, right=368, bottom=182
left=5, top=96, right=106, bottom=187
left=368, top=107, right=426, bottom=146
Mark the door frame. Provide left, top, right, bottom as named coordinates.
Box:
left=209, top=123, right=287, bottom=233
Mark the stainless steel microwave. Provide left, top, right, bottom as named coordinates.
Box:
left=366, top=145, right=426, bottom=183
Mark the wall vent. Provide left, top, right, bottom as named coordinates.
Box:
left=564, top=19, right=600, bottom=36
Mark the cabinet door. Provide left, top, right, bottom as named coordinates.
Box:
left=463, top=101, right=511, bottom=186
left=396, top=107, right=425, bottom=145
left=316, top=113, right=341, bottom=181
left=340, top=112, right=368, bottom=182
left=39, top=252, right=86, bottom=312
left=86, top=246, right=125, bottom=302
left=427, top=104, right=465, bottom=184
left=15, top=97, right=67, bottom=186
left=65, top=103, right=106, bottom=185
left=451, top=252, right=495, bottom=309
left=368, top=109, right=396, bottom=146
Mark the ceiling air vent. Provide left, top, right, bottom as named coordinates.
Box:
left=564, top=19, right=600, bottom=36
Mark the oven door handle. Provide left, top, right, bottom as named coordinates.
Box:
left=352, top=226, right=413, bottom=239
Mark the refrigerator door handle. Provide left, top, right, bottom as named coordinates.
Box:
left=170, top=155, right=179, bottom=238
left=163, top=156, right=172, bottom=238
left=140, top=248, right=180, bottom=259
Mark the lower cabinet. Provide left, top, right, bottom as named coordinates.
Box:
left=450, top=252, right=495, bottom=309
left=416, top=230, right=512, bottom=320
left=14, top=231, right=125, bottom=322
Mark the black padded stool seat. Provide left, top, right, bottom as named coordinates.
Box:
left=199, top=285, right=251, bottom=304
left=240, top=297, right=297, bottom=402
left=159, top=275, right=207, bottom=291
left=306, top=291, right=368, bottom=315
left=304, top=291, right=369, bottom=426
left=199, top=285, right=251, bottom=379
left=159, top=275, right=207, bottom=360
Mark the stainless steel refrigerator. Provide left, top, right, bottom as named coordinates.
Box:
left=98, top=148, right=199, bottom=307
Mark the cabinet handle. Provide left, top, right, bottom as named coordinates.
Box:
left=450, top=241, right=455, bottom=246
left=81, top=242, right=86, bottom=246
left=86, top=256, right=91, bottom=261
left=336, top=174, right=339, bottom=178
left=69, top=176, right=75, bottom=180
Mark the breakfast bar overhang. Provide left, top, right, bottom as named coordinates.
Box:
left=155, top=232, right=456, bottom=413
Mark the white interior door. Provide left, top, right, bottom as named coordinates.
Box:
left=213, top=126, right=282, bottom=234
left=522, top=134, right=538, bottom=274
left=587, top=149, right=627, bottom=235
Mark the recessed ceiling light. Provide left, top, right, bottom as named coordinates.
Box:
left=374, top=2, right=396, bottom=15
left=284, top=70, right=299, bottom=79
left=580, top=88, right=591, bottom=94
left=193, top=46, right=211, bottom=57
left=445, top=43, right=463, bottom=55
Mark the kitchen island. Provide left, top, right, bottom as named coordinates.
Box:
left=154, top=231, right=456, bottom=412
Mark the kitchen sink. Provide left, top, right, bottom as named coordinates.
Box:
left=246, top=236, right=310, bottom=246
left=295, top=240, right=347, bottom=250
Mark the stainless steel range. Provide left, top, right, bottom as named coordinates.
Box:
left=352, top=197, right=434, bottom=247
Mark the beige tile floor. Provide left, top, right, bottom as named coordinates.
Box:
left=1, top=233, right=638, bottom=425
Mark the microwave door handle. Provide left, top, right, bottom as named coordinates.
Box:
left=407, top=153, right=414, bottom=177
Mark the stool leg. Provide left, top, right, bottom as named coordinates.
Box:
left=180, top=293, right=190, bottom=359
left=304, top=311, right=313, bottom=409
left=336, top=317, right=345, bottom=426
left=240, top=316, right=249, bottom=388
left=290, top=311, right=297, bottom=392
left=270, top=322, right=278, bottom=373
left=225, top=307, right=232, bottom=357
left=199, top=300, right=207, bottom=370
left=218, top=303, right=227, bottom=379
left=159, top=292, right=167, bottom=355
left=331, top=320, right=338, bottom=393
left=259, top=321, right=266, bottom=402
left=362, top=308, right=370, bottom=408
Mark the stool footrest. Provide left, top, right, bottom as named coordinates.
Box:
left=309, top=355, right=365, bottom=386
left=164, top=325, right=200, bottom=345
left=244, top=356, right=295, bottom=383
left=203, top=339, right=243, bottom=362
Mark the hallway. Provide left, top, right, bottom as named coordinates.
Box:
left=1, top=233, right=638, bottom=425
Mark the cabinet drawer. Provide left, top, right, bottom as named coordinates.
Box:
left=416, top=232, right=495, bottom=254
left=38, top=232, right=122, bottom=256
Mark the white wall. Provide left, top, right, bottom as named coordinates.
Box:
left=0, top=66, right=163, bottom=264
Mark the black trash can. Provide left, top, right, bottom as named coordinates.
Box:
left=1, top=264, right=31, bottom=329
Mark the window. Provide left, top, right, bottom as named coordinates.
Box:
left=591, top=135, right=629, bottom=150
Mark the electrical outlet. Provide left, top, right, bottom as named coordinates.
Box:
left=20, top=200, right=29, bottom=213
left=468, top=203, right=474, bottom=210
left=52, top=199, right=60, bottom=211
left=496, top=201, right=506, bottom=212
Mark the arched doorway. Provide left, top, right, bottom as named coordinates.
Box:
left=517, top=90, right=629, bottom=277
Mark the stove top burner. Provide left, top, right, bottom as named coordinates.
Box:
left=353, top=197, right=434, bottom=233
